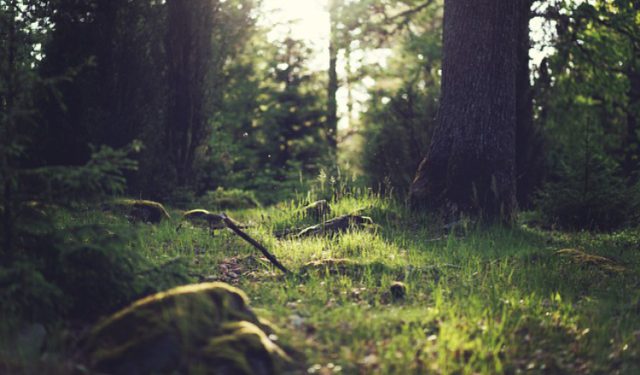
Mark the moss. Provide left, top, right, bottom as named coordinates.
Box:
left=108, top=199, right=171, bottom=223
left=182, top=209, right=225, bottom=230
left=556, top=248, right=627, bottom=273
left=83, top=282, right=287, bottom=374
left=296, top=214, right=375, bottom=237
left=193, top=321, right=290, bottom=375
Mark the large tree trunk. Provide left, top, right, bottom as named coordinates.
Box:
left=409, top=0, right=519, bottom=222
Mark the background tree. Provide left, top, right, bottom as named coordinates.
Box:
left=1, top=0, right=51, bottom=256
left=410, top=0, right=519, bottom=221
left=34, top=0, right=165, bottom=166
left=31, top=0, right=256, bottom=199
left=164, top=0, right=217, bottom=188
left=327, top=0, right=340, bottom=155
left=515, top=0, right=545, bottom=207
left=359, top=0, right=443, bottom=195
left=213, top=34, right=329, bottom=203
left=531, top=0, right=640, bottom=229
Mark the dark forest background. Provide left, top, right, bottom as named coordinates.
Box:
left=2, top=0, right=639, bottom=228
left=1, top=1, right=640, bottom=372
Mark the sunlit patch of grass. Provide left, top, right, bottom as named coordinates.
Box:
left=39, top=195, right=640, bottom=373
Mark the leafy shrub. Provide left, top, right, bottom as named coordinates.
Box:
left=0, top=261, right=66, bottom=323
left=0, top=217, right=140, bottom=324
left=0, top=145, right=190, bottom=326
left=1, top=213, right=193, bottom=325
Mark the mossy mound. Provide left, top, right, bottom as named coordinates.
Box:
left=106, top=199, right=171, bottom=223
left=83, top=282, right=289, bottom=374
left=194, top=321, right=289, bottom=375
left=556, top=248, right=626, bottom=273
left=182, top=209, right=226, bottom=231
left=296, top=214, right=375, bottom=237
left=178, top=209, right=247, bottom=234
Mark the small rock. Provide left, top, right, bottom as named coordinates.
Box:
left=289, top=314, right=305, bottom=329
left=360, top=354, right=379, bottom=367
left=389, top=281, right=407, bottom=301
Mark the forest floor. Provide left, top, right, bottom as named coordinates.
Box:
left=6, top=192, right=640, bottom=374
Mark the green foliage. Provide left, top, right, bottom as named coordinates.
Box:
left=33, top=0, right=258, bottom=198
left=68, top=193, right=640, bottom=374
left=0, top=2, right=188, bottom=328
left=535, top=155, right=640, bottom=230
left=0, top=260, right=65, bottom=323
left=0, top=206, right=195, bottom=326
left=533, top=0, right=640, bottom=228
left=18, top=143, right=139, bottom=203
left=358, top=1, right=443, bottom=196
left=2, top=180, right=640, bottom=373
left=206, top=33, right=332, bottom=203
left=362, top=85, right=436, bottom=196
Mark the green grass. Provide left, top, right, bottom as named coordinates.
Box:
left=4, top=192, right=640, bottom=374
left=124, top=193, right=640, bottom=374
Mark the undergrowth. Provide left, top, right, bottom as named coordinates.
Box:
left=1, top=190, right=639, bottom=374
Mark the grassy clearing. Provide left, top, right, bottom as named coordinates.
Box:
left=13, top=192, right=640, bottom=374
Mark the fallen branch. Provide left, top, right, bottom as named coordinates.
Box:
left=221, top=213, right=291, bottom=275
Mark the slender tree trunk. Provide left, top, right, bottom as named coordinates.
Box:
left=327, top=0, right=339, bottom=154
left=410, top=0, right=519, bottom=222
left=2, top=0, right=18, bottom=258
left=165, top=0, right=213, bottom=186
left=515, top=0, right=543, bottom=207
left=623, top=56, right=640, bottom=183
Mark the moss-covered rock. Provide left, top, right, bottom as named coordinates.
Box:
left=193, top=321, right=289, bottom=375
left=82, top=282, right=288, bottom=374
left=181, top=209, right=226, bottom=231
left=106, top=199, right=171, bottom=224
left=178, top=209, right=247, bottom=234
left=296, top=214, right=375, bottom=237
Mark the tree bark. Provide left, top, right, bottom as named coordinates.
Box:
left=409, top=0, right=519, bottom=222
